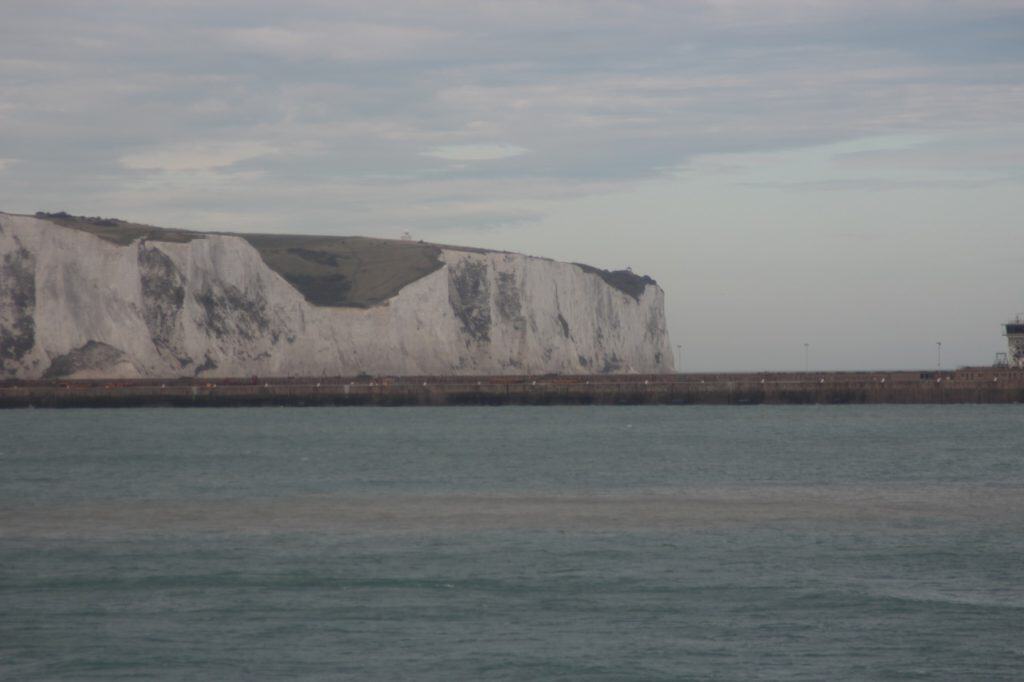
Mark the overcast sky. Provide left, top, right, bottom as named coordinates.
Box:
left=2, top=0, right=1022, bottom=371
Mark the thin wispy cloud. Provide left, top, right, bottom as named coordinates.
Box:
left=120, top=142, right=278, bottom=172
left=2, top=0, right=1021, bottom=230
left=219, top=23, right=454, bottom=62
left=423, top=145, right=529, bottom=162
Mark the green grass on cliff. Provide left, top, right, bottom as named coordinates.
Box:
left=238, top=233, right=442, bottom=307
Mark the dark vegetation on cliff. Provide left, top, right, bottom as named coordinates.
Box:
left=36, top=211, right=198, bottom=244
left=29, top=211, right=656, bottom=307
left=573, top=263, right=656, bottom=301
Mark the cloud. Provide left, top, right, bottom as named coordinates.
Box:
left=119, top=142, right=278, bottom=172
left=834, top=133, right=1024, bottom=172
left=677, top=131, right=1024, bottom=192
left=422, top=144, right=528, bottom=161
left=218, top=22, right=453, bottom=62
left=0, top=0, right=1021, bottom=231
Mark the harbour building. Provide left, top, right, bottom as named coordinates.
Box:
left=1005, top=317, right=1024, bottom=368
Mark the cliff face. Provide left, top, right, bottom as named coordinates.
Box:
left=0, top=212, right=673, bottom=379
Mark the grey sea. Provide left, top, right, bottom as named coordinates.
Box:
left=1, top=406, right=1022, bottom=680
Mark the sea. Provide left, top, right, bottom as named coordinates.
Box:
left=1, top=405, right=1022, bottom=680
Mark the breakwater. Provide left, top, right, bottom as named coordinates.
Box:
left=2, top=368, right=1023, bottom=408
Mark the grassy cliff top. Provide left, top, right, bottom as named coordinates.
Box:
left=25, top=211, right=656, bottom=307
left=33, top=211, right=200, bottom=245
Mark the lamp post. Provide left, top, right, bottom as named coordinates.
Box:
left=936, top=341, right=942, bottom=369
left=803, top=343, right=809, bottom=372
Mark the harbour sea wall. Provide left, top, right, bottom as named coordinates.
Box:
left=2, top=368, right=1023, bottom=408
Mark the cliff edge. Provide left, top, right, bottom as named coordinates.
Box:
left=0, top=212, right=673, bottom=379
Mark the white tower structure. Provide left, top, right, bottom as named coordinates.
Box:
left=1005, top=316, right=1024, bottom=368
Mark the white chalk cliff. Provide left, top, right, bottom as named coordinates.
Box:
left=0, top=212, right=673, bottom=379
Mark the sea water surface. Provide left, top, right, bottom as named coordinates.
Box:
left=1, top=405, right=1022, bottom=680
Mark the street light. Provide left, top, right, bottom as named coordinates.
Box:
left=936, top=341, right=942, bottom=369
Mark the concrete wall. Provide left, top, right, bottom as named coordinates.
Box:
left=4, top=369, right=1023, bottom=407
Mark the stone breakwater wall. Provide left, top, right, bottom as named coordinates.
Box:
left=0, top=213, right=672, bottom=379
left=2, top=369, right=1023, bottom=408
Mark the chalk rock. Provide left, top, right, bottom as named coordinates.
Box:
left=0, top=212, right=673, bottom=379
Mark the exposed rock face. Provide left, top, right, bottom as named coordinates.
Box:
left=0, top=212, right=674, bottom=379
left=42, top=340, right=133, bottom=379
left=0, top=238, right=36, bottom=367
left=448, top=259, right=493, bottom=344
